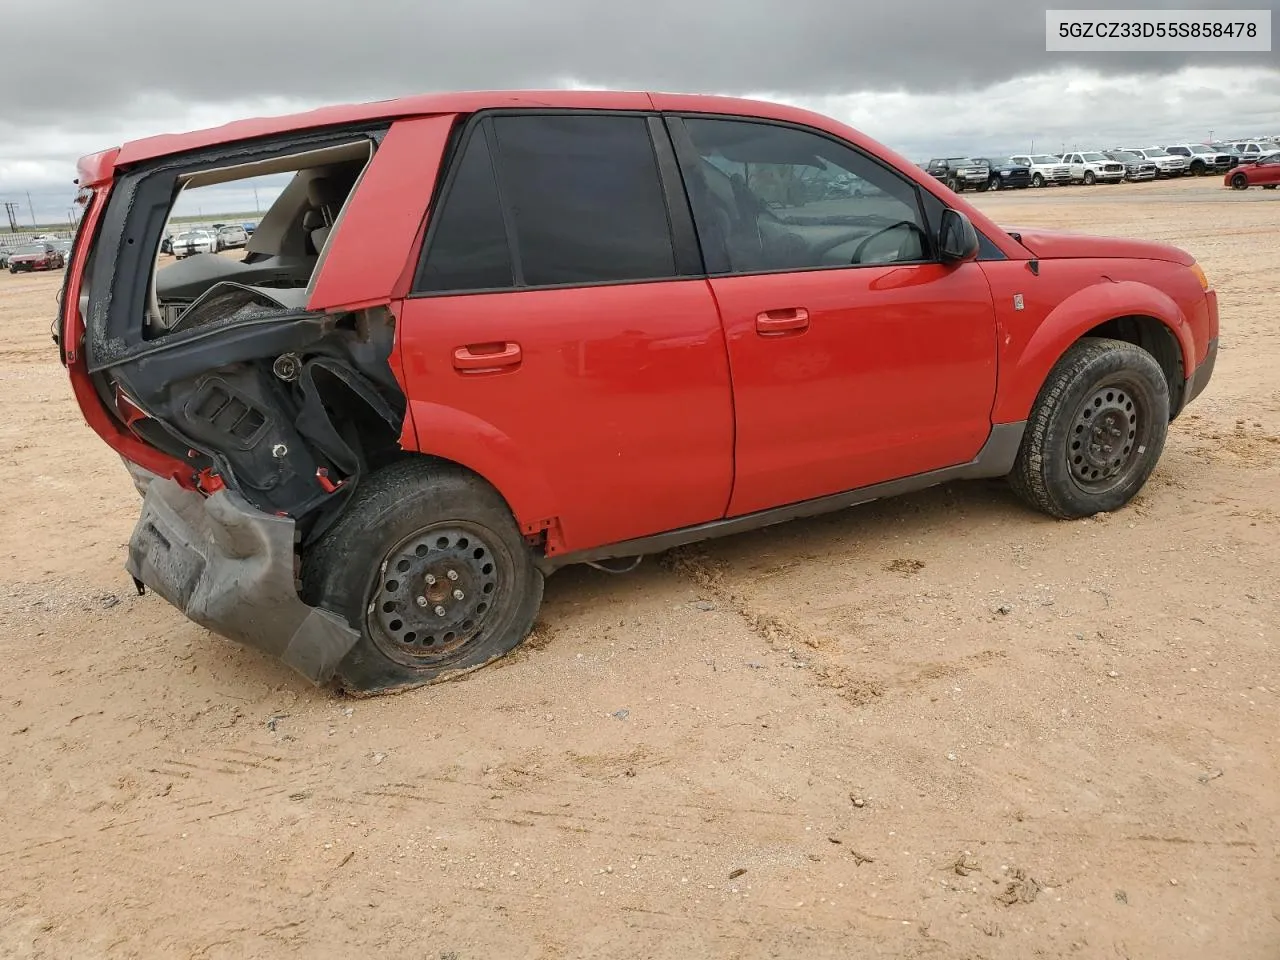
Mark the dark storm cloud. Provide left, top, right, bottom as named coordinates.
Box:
left=4, top=0, right=1276, bottom=124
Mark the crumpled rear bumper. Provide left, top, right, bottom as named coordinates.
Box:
left=125, top=475, right=360, bottom=684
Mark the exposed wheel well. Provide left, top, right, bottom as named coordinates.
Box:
left=1082, top=315, right=1184, bottom=418
left=380, top=450, right=543, bottom=546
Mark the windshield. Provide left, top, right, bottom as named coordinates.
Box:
left=1107, top=152, right=1136, bottom=161
left=15, top=245, right=46, bottom=256
left=1030, top=155, right=1060, bottom=164
left=1144, top=148, right=1172, bottom=157
left=176, top=232, right=200, bottom=241
left=985, top=157, right=1014, bottom=166
left=1081, top=153, right=1106, bottom=161
left=1188, top=145, right=1212, bottom=154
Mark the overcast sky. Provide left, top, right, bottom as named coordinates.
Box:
left=2, top=0, right=1277, bottom=225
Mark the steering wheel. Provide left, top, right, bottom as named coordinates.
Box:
left=850, top=220, right=928, bottom=264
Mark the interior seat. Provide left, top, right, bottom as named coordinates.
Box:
left=305, top=176, right=346, bottom=253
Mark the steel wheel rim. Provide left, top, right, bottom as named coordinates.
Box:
left=366, top=521, right=511, bottom=668
left=1066, top=380, right=1148, bottom=494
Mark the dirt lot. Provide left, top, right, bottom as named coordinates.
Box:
left=1, top=177, right=1277, bottom=959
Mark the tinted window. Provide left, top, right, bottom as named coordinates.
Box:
left=418, top=128, right=514, bottom=293
left=491, top=115, right=677, bottom=287
left=681, top=118, right=928, bottom=274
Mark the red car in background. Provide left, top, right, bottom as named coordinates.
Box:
left=1227, top=153, right=1280, bottom=189
left=8, top=242, right=66, bottom=273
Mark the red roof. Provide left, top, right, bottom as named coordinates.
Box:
left=106, top=90, right=855, bottom=166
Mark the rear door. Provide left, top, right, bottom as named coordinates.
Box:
left=396, top=113, right=734, bottom=552
left=667, top=115, right=998, bottom=517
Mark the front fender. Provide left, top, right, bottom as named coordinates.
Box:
left=992, top=279, right=1195, bottom=424
left=403, top=399, right=559, bottom=538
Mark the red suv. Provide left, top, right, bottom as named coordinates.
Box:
left=59, top=91, right=1219, bottom=694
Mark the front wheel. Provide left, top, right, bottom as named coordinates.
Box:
left=1009, top=338, right=1169, bottom=520
left=1031, top=173, right=1044, bottom=188
left=1231, top=173, right=1249, bottom=190
left=1083, top=170, right=1096, bottom=185
left=988, top=176, right=1002, bottom=191
left=302, top=459, right=544, bottom=695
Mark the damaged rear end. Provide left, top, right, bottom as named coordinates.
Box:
left=59, top=117, right=449, bottom=682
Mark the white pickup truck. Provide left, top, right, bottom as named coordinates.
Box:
left=1117, top=147, right=1189, bottom=178
left=1061, top=152, right=1126, bottom=185
left=1008, top=154, right=1073, bottom=187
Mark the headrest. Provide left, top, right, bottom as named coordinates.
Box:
left=302, top=209, right=325, bottom=230
left=305, top=176, right=343, bottom=209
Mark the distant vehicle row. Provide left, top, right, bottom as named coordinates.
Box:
left=925, top=138, right=1279, bottom=192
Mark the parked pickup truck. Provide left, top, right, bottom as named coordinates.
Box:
left=1104, top=151, right=1158, bottom=181
left=1061, top=152, right=1125, bottom=185
left=58, top=90, right=1219, bottom=695
left=1163, top=144, right=1233, bottom=176
left=1117, top=147, right=1189, bottom=178
left=1008, top=154, right=1073, bottom=187
left=925, top=157, right=990, bottom=192
left=976, top=157, right=1031, bottom=190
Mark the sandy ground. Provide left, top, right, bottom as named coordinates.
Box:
left=1, top=177, right=1277, bottom=959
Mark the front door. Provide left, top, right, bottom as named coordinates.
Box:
left=669, top=116, right=998, bottom=517
left=397, top=113, right=734, bottom=551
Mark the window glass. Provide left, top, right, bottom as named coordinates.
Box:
left=418, top=128, right=514, bottom=293
left=682, top=118, right=928, bottom=273
left=492, top=115, right=677, bottom=287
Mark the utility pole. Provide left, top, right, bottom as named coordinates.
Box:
left=4, top=201, right=19, bottom=233
left=254, top=186, right=260, bottom=212
left=26, top=191, right=36, bottom=227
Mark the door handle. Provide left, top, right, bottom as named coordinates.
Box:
left=756, top=308, right=810, bottom=335
left=452, top=342, right=522, bottom=373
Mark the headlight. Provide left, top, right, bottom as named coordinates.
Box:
left=1190, top=262, right=1211, bottom=292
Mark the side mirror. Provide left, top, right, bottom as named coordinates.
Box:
left=938, top=208, right=980, bottom=262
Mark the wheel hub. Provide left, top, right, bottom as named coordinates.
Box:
left=372, top=526, right=499, bottom=661
left=1068, top=385, right=1140, bottom=487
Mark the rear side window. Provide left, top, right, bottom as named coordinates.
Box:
left=417, top=128, right=514, bottom=293
left=491, top=115, right=677, bottom=287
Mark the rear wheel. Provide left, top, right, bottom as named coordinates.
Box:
left=302, top=459, right=544, bottom=695
left=1009, top=338, right=1169, bottom=520
left=1231, top=173, right=1249, bottom=190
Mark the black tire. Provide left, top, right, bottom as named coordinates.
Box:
left=1083, top=170, right=1096, bottom=185
left=1231, top=173, right=1249, bottom=190
left=302, top=458, right=544, bottom=695
left=1031, top=173, right=1044, bottom=188
left=988, top=176, right=1001, bottom=191
left=1190, top=160, right=1205, bottom=176
left=948, top=177, right=962, bottom=193
left=1264, top=184, right=1276, bottom=190
left=1009, top=337, right=1169, bottom=520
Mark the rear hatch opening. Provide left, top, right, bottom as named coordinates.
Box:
left=67, top=128, right=408, bottom=547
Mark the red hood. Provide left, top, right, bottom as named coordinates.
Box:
left=1005, top=227, right=1195, bottom=266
